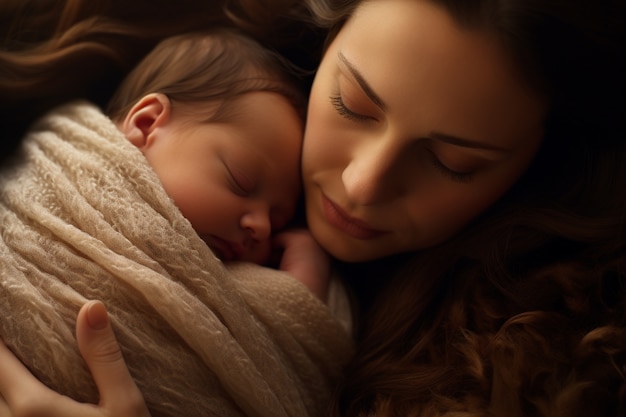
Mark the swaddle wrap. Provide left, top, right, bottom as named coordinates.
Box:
left=0, top=102, right=353, bottom=417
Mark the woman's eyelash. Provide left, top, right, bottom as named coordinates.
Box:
left=427, top=151, right=474, bottom=183
left=329, top=94, right=372, bottom=122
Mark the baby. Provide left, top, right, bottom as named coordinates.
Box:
left=107, top=28, right=330, bottom=298
left=0, top=28, right=349, bottom=417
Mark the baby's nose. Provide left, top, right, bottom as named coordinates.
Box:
left=240, top=209, right=271, bottom=241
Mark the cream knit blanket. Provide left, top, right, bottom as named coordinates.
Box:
left=0, top=102, right=353, bottom=417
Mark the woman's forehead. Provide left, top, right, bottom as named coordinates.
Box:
left=334, top=0, right=547, bottom=150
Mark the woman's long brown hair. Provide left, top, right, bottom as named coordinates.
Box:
left=0, top=0, right=318, bottom=163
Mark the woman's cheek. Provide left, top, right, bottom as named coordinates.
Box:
left=303, top=103, right=333, bottom=167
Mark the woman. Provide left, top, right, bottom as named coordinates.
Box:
left=1, top=0, right=624, bottom=416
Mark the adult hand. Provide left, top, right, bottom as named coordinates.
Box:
left=0, top=300, right=150, bottom=417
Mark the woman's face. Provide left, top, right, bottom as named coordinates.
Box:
left=302, top=0, right=547, bottom=262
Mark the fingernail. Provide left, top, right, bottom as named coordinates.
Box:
left=86, top=300, right=108, bottom=330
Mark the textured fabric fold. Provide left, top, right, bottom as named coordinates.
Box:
left=0, top=102, right=353, bottom=417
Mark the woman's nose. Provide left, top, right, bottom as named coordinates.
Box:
left=341, top=137, right=408, bottom=205
left=240, top=205, right=272, bottom=241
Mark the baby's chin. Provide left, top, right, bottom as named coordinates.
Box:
left=201, top=236, right=271, bottom=265
left=237, top=244, right=272, bottom=265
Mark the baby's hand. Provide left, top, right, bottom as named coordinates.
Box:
left=273, top=229, right=331, bottom=302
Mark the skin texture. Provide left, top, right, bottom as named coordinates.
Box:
left=120, top=92, right=304, bottom=264
left=302, top=0, right=547, bottom=262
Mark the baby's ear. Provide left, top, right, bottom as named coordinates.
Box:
left=119, top=93, right=171, bottom=149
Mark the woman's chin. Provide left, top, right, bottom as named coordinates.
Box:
left=311, top=228, right=387, bottom=263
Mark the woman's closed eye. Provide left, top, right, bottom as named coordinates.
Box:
left=330, top=94, right=376, bottom=122
left=426, top=149, right=475, bottom=183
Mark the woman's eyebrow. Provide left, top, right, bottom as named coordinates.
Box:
left=338, top=52, right=386, bottom=110
left=430, top=132, right=511, bottom=153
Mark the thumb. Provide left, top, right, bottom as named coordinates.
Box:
left=76, top=300, right=145, bottom=410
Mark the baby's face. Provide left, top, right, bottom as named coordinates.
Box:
left=141, top=92, right=303, bottom=264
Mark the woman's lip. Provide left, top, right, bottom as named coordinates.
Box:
left=321, top=194, right=388, bottom=240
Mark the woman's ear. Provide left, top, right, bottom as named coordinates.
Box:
left=118, top=93, right=172, bottom=149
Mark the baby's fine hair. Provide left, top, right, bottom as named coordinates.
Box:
left=106, top=27, right=306, bottom=123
